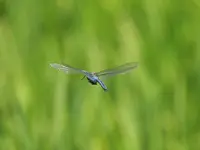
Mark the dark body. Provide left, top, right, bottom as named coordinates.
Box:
left=85, top=73, right=108, bottom=91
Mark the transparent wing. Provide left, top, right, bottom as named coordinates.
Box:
left=50, top=63, right=88, bottom=75
left=95, top=62, right=138, bottom=78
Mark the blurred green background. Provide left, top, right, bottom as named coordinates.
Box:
left=0, top=0, right=200, bottom=150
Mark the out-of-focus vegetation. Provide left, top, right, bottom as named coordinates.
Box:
left=0, top=0, right=200, bottom=149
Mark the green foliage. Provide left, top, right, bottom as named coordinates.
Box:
left=0, top=0, right=200, bottom=149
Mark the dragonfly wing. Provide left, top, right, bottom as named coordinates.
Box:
left=50, top=63, right=89, bottom=75
left=96, top=62, right=138, bottom=79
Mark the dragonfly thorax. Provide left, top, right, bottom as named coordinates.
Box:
left=86, top=74, right=99, bottom=85
left=87, top=78, right=97, bottom=85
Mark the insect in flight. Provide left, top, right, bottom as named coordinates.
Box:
left=50, top=62, right=138, bottom=91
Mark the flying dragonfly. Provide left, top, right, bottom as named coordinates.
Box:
left=50, top=62, right=138, bottom=91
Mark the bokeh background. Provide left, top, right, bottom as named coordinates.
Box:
left=0, top=0, right=200, bottom=150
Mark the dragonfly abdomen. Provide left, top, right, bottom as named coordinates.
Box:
left=97, top=79, right=108, bottom=91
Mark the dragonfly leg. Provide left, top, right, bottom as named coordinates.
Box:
left=81, top=75, right=86, bottom=80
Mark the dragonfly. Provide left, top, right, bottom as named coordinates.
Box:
left=50, top=62, right=138, bottom=91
